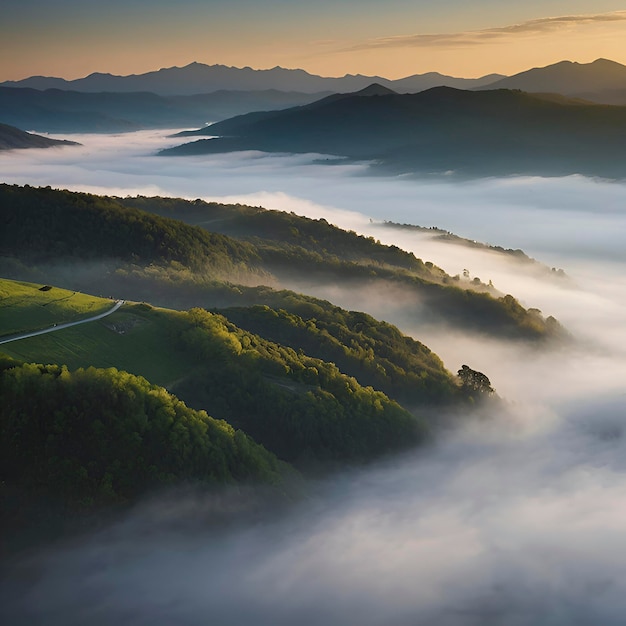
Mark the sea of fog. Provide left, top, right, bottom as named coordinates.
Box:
left=1, top=130, right=626, bottom=625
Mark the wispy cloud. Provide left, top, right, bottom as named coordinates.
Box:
left=347, top=11, right=626, bottom=51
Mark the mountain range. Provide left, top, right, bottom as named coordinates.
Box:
left=0, top=62, right=503, bottom=96
left=162, top=85, right=626, bottom=179
left=3, top=59, right=626, bottom=104
left=2, top=59, right=626, bottom=135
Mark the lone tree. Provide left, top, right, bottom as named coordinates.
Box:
left=457, top=364, right=494, bottom=395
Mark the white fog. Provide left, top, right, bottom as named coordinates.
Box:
left=1, top=130, right=625, bottom=624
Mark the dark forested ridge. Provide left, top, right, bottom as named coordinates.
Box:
left=381, top=221, right=569, bottom=280
left=0, top=184, right=563, bottom=341
left=0, top=184, right=261, bottom=276
left=162, top=87, right=626, bottom=179
left=118, top=194, right=564, bottom=340
left=120, top=195, right=446, bottom=276
left=0, top=122, right=79, bottom=151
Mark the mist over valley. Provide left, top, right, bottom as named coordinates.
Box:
left=1, top=120, right=626, bottom=624
left=3, top=0, right=626, bottom=617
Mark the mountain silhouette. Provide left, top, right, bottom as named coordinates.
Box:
left=481, top=59, right=626, bottom=104
left=163, top=86, right=626, bottom=179
left=1, top=62, right=504, bottom=96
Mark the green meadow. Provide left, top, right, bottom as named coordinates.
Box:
left=0, top=301, right=192, bottom=389
left=0, top=278, right=114, bottom=337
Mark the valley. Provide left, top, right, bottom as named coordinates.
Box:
left=2, top=47, right=626, bottom=625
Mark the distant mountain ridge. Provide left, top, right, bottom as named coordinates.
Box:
left=481, top=58, right=626, bottom=105
left=164, top=86, right=626, bottom=179
left=0, top=86, right=332, bottom=133
left=1, top=62, right=504, bottom=96
left=4, top=58, right=626, bottom=133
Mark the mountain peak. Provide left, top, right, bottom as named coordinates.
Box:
left=356, top=83, right=397, bottom=96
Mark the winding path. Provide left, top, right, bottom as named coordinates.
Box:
left=0, top=300, right=125, bottom=346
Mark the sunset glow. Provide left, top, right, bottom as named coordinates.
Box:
left=2, top=1, right=626, bottom=80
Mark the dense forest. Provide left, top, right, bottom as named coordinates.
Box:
left=1, top=292, right=440, bottom=470
left=221, top=303, right=459, bottom=407
left=0, top=184, right=261, bottom=277
left=120, top=195, right=448, bottom=278
left=0, top=355, right=286, bottom=506
left=0, top=185, right=557, bottom=341
left=170, top=307, right=426, bottom=465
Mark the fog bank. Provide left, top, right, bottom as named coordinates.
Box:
left=2, top=395, right=626, bottom=625
left=2, top=131, right=626, bottom=625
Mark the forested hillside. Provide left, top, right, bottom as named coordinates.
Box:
left=222, top=303, right=457, bottom=407
left=0, top=356, right=286, bottom=506
left=1, top=297, right=429, bottom=469
left=120, top=195, right=447, bottom=278
left=117, top=193, right=563, bottom=340
left=0, top=183, right=527, bottom=537
left=0, top=184, right=260, bottom=276
left=0, top=122, right=79, bottom=150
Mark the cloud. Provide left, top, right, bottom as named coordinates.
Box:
left=346, top=11, right=626, bottom=51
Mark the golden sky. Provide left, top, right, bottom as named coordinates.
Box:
left=1, top=2, right=626, bottom=80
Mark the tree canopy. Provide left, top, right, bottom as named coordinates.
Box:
left=0, top=356, right=286, bottom=506
left=457, top=364, right=495, bottom=396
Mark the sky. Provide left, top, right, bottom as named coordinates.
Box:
left=1, top=1, right=626, bottom=81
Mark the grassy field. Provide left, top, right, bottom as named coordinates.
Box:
left=0, top=278, right=114, bottom=337
left=0, top=301, right=193, bottom=389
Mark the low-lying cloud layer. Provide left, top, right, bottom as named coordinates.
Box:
left=2, top=395, right=626, bottom=625
left=1, top=131, right=626, bottom=624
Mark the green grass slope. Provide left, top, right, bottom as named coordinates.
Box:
left=0, top=301, right=191, bottom=388
left=0, top=278, right=114, bottom=337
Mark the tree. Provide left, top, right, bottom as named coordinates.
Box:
left=457, top=364, right=494, bottom=395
